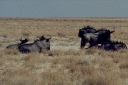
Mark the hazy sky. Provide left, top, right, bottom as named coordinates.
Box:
left=0, top=0, right=128, bottom=18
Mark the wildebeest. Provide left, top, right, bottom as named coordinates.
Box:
left=99, top=41, right=127, bottom=51
left=18, top=36, right=51, bottom=53
left=78, top=26, right=97, bottom=48
left=78, top=26, right=115, bottom=48
left=6, top=38, right=29, bottom=50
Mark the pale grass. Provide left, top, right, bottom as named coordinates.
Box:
left=0, top=18, right=128, bottom=85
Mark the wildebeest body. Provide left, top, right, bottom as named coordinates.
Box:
left=18, top=36, right=50, bottom=53
left=19, top=43, right=40, bottom=53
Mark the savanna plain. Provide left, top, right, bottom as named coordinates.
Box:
left=0, top=18, right=128, bottom=85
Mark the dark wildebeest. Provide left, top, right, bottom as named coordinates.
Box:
left=79, top=27, right=115, bottom=48
left=78, top=26, right=97, bottom=48
left=6, top=38, right=29, bottom=50
left=18, top=36, right=51, bottom=53
left=99, top=41, right=127, bottom=51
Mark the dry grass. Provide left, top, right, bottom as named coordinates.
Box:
left=0, top=18, right=128, bottom=85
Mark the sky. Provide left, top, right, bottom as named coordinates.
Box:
left=0, top=0, right=128, bottom=18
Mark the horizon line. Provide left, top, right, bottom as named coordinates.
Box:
left=1, top=16, right=128, bottom=20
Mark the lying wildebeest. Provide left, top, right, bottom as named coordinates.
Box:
left=6, top=38, right=29, bottom=50
left=99, top=41, right=127, bottom=51
left=18, top=36, right=51, bottom=53
left=79, top=27, right=115, bottom=48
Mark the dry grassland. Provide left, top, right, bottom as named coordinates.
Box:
left=0, top=18, right=128, bottom=85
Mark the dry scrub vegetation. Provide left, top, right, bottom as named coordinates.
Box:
left=0, top=18, right=128, bottom=85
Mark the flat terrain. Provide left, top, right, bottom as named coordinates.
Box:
left=0, top=18, right=128, bottom=85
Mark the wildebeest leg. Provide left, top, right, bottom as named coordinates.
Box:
left=80, top=38, right=86, bottom=49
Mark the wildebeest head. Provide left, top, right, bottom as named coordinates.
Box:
left=78, top=25, right=97, bottom=38
left=78, top=29, right=85, bottom=38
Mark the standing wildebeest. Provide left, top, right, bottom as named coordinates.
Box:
left=18, top=36, right=51, bottom=53
left=78, top=26, right=97, bottom=48
left=99, top=41, right=127, bottom=51
left=6, top=38, right=29, bottom=50
left=78, top=26, right=115, bottom=48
